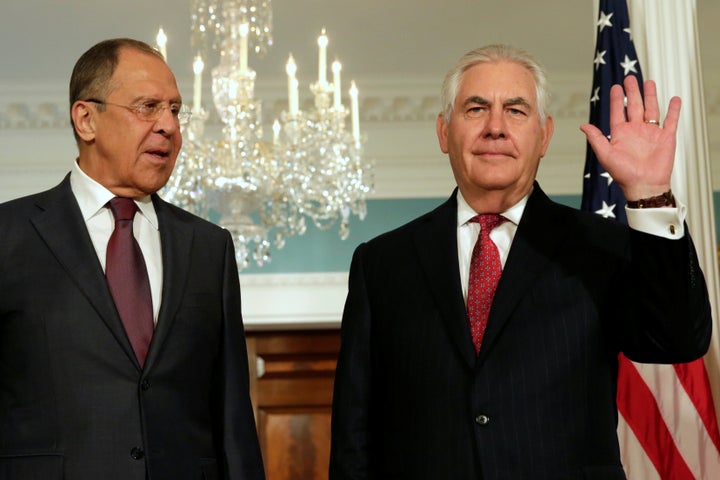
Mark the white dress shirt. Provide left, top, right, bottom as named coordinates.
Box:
left=69, top=161, right=163, bottom=322
left=456, top=188, right=686, bottom=304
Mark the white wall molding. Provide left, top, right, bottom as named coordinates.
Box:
left=239, top=272, right=347, bottom=330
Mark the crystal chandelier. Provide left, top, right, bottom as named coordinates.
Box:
left=162, top=0, right=373, bottom=270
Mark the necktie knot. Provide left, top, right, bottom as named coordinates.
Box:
left=108, top=197, right=138, bottom=222
left=470, top=213, right=506, bottom=233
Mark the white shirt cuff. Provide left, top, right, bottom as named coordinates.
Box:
left=625, top=202, right=686, bottom=240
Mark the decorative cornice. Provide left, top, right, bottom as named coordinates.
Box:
left=0, top=102, right=70, bottom=129
left=0, top=93, right=591, bottom=130
left=2, top=72, right=718, bottom=129
left=0, top=101, right=417, bottom=129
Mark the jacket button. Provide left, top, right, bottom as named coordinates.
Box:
left=130, top=446, right=145, bottom=460
left=475, top=414, right=490, bottom=426
left=141, top=379, right=150, bottom=391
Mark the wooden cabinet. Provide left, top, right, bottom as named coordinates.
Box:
left=246, top=329, right=341, bottom=480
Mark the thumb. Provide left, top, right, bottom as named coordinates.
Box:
left=580, top=123, right=610, bottom=160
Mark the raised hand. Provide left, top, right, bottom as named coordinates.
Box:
left=580, top=75, right=681, bottom=201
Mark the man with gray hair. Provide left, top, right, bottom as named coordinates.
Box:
left=329, top=44, right=711, bottom=479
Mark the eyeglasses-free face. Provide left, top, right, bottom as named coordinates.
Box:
left=436, top=60, right=554, bottom=212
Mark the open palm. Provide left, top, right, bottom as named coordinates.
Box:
left=580, top=75, right=681, bottom=201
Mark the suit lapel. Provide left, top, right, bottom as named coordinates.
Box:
left=30, top=176, right=140, bottom=366
left=143, top=197, right=194, bottom=370
left=478, top=185, right=575, bottom=363
left=413, top=192, right=477, bottom=369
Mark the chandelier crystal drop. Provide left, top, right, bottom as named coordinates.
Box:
left=163, top=0, right=373, bottom=270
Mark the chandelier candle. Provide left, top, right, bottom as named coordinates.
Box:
left=286, top=55, right=299, bottom=115
left=332, top=60, right=342, bottom=111
left=239, top=22, right=249, bottom=75
left=193, top=55, right=204, bottom=115
left=156, top=27, right=167, bottom=61
left=350, top=81, right=360, bottom=143
left=318, top=29, right=328, bottom=86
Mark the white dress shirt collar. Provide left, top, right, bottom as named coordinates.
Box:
left=456, top=188, right=530, bottom=227
left=69, top=160, right=159, bottom=229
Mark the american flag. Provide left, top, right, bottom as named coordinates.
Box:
left=581, top=0, right=720, bottom=478
left=581, top=0, right=642, bottom=222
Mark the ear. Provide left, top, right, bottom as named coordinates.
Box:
left=436, top=113, right=449, bottom=154
left=71, top=101, right=97, bottom=142
left=539, top=115, right=555, bottom=158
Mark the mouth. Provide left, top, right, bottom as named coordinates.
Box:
left=474, top=151, right=513, bottom=159
left=144, top=148, right=171, bottom=162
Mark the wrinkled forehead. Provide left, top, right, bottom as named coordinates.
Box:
left=109, top=48, right=180, bottom=99
left=457, top=60, right=538, bottom=106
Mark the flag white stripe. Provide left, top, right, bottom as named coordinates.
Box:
left=635, top=362, right=720, bottom=479
left=618, top=414, right=662, bottom=480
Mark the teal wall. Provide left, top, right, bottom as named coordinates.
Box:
left=243, top=194, right=581, bottom=274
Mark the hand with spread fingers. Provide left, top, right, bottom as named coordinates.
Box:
left=580, top=75, right=681, bottom=202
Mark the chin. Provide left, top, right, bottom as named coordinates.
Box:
left=139, top=177, right=172, bottom=196
left=474, top=176, right=517, bottom=191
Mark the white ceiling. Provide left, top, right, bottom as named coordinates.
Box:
left=1, top=0, right=718, bottom=89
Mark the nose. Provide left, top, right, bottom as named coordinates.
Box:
left=482, top=108, right=506, bottom=139
left=153, top=105, right=179, bottom=136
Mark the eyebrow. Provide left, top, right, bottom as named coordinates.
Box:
left=129, top=95, right=184, bottom=105
left=462, top=95, right=532, bottom=110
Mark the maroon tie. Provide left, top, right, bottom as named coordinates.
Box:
left=467, top=214, right=506, bottom=354
left=106, top=197, right=154, bottom=367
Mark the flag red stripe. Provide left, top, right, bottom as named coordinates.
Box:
left=674, top=359, right=720, bottom=453
left=617, top=354, right=695, bottom=479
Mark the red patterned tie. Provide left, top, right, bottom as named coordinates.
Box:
left=106, top=197, right=154, bottom=367
left=467, top=214, right=506, bottom=354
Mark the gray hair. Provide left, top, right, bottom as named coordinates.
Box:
left=439, top=44, right=551, bottom=124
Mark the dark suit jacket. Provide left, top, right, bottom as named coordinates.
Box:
left=0, top=175, right=265, bottom=480
left=329, top=184, right=711, bottom=480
